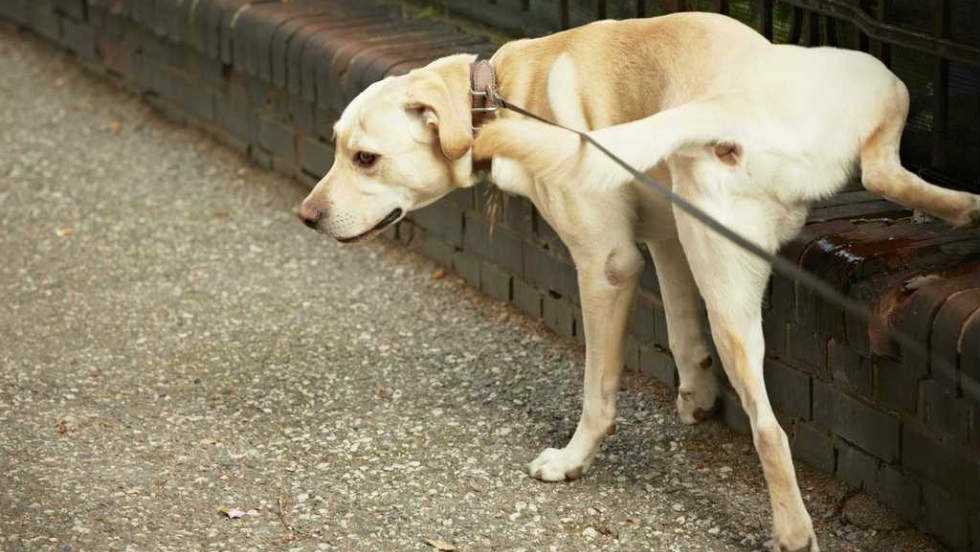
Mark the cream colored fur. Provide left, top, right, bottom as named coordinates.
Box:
left=301, top=12, right=980, bottom=552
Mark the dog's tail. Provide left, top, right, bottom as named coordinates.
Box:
left=473, top=99, right=737, bottom=192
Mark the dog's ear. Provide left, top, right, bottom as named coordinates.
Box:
left=406, top=73, right=472, bottom=161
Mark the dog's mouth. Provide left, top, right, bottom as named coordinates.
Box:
left=336, top=208, right=404, bottom=243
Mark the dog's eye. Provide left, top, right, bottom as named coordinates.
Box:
left=353, top=151, right=379, bottom=168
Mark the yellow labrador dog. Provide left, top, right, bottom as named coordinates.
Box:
left=299, top=12, right=980, bottom=551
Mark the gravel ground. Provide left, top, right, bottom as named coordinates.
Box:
left=0, top=25, right=945, bottom=552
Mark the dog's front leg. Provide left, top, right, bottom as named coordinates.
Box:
left=530, top=244, right=642, bottom=481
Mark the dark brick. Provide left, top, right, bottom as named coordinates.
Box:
left=238, top=3, right=335, bottom=80
left=298, top=136, right=333, bottom=178
left=271, top=154, right=298, bottom=179
left=638, top=263, right=659, bottom=296
left=463, top=212, right=523, bottom=277
left=720, top=388, right=751, bottom=435
left=500, top=195, right=534, bottom=236
left=479, top=262, right=512, bottom=303
left=0, top=0, right=28, bottom=24
left=151, top=0, right=178, bottom=39
left=764, top=358, right=811, bottom=420
left=445, top=187, right=474, bottom=210
left=836, top=439, right=878, bottom=490
left=421, top=235, right=454, bottom=268
left=962, top=310, right=980, bottom=403
left=28, top=0, right=61, bottom=43
left=134, top=55, right=175, bottom=98
left=787, top=323, right=828, bottom=375
left=921, top=379, right=961, bottom=438
left=99, top=32, right=137, bottom=78
left=185, top=49, right=225, bottom=87
left=828, top=340, right=873, bottom=397
left=902, top=423, right=980, bottom=507
left=285, top=16, right=387, bottom=95
left=931, top=288, right=980, bottom=387
left=813, top=379, right=900, bottom=462
left=873, top=464, right=921, bottom=520
left=248, top=145, right=273, bottom=170
left=653, top=306, right=669, bottom=349
left=791, top=422, right=835, bottom=474
left=288, top=94, right=316, bottom=133
left=172, top=73, right=215, bottom=121
left=542, top=293, right=575, bottom=339
left=624, top=336, right=640, bottom=373
left=512, top=278, right=542, bottom=319
left=963, top=401, right=980, bottom=447
left=921, top=482, right=974, bottom=552
left=522, top=245, right=579, bottom=305
left=874, top=355, right=919, bottom=415
left=410, top=202, right=463, bottom=247
left=358, top=35, right=489, bottom=91
left=257, top=114, right=294, bottom=161
left=901, top=272, right=978, bottom=381
left=631, top=293, right=657, bottom=343
left=143, top=93, right=187, bottom=125
left=271, top=11, right=383, bottom=88
left=54, top=0, right=85, bottom=20
left=329, top=28, right=452, bottom=105
left=60, top=18, right=95, bottom=59
left=452, top=250, right=479, bottom=289
left=214, top=92, right=257, bottom=143
left=639, top=344, right=676, bottom=388
left=346, top=34, right=481, bottom=96
left=139, top=26, right=185, bottom=66
left=205, top=125, right=249, bottom=157
left=763, top=313, right=788, bottom=358
left=305, top=21, right=424, bottom=105
left=770, top=273, right=796, bottom=321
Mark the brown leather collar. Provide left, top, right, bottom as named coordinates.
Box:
left=470, top=59, right=497, bottom=174
left=470, top=59, right=498, bottom=133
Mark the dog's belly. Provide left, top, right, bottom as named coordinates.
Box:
left=631, top=173, right=680, bottom=241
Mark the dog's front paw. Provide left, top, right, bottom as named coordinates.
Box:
left=768, top=536, right=819, bottom=552
left=769, top=514, right=819, bottom=552
left=528, top=447, right=591, bottom=482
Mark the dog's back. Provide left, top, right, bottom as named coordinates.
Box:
left=491, top=12, right=770, bottom=129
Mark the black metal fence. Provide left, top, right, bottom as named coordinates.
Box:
left=430, top=0, right=980, bottom=192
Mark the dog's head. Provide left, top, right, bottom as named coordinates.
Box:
left=299, top=54, right=476, bottom=242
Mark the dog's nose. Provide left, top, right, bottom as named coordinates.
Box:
left=298, top=201, right=322, bottom=229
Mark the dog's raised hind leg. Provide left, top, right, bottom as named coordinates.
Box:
left=860, top=80, right=979, bottom=228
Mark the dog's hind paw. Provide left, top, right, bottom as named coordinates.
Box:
left=528, top=447, right=591, bottom=482
left=676, top=360, right=721, bottom=425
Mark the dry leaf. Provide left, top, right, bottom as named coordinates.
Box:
left=56, top=227, right=74, bottom=237
left=220, top=508, right=246, bottom=519
left=431, top=268, right=446, bottom=280
left=423, top=538, right=457, bottom=551
left=107, top=121, right=122, bottom=134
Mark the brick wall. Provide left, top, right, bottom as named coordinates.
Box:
left=2, top=1, right=977, bottom=549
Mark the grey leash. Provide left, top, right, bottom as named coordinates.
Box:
left=489, top=91, right=975, bottom=399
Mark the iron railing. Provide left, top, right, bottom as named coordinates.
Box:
left=429, top=0, right=980, bottom=192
